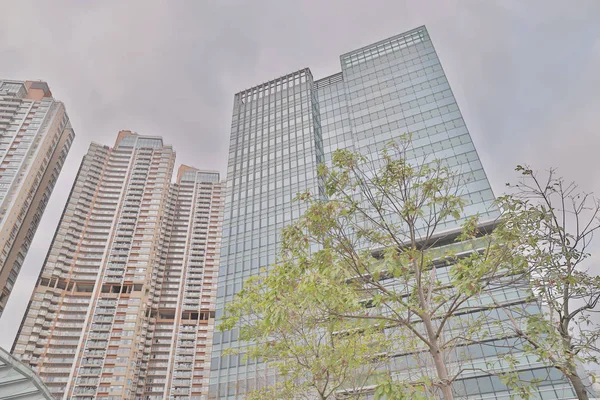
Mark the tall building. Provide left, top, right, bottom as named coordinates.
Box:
left=12, top=131, right=224, bottom=400
left=210, top=26, right=576, bottom=399
left=0, top=80, right=75, bottom=316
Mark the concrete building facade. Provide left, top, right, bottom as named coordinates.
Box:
left=0, top=80, right=75, bottom=316
left=12, top=131, right=223, bottom=400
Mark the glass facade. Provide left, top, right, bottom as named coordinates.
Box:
left=212, top=68, right=321, bottom=397
left=0, top=346, right=54, bottom=399
left=211, top=26, right=576, bottom=399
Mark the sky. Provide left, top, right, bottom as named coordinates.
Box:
left=0, top=1, right=599, bottom=351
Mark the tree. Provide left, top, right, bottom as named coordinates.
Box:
left=218, top=244, right=390, bottom=399
left=495, top=166, right=600, bottom=400
left=220, top=139, right=533, bottom=399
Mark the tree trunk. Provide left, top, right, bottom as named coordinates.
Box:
left=430, top=346, right=453, bottom=400
left=560, top=333, right=589, bottom=400
left=422, top=314, right=453, bottom=400
left=566, top=371, right=590, bottom=400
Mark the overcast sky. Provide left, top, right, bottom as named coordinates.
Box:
left=1, top=1, right=599, bottom=351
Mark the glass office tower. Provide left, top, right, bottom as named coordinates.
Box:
left=210, top=26, right=576, bottom=399
left=13, top=131, right=224, bottom=400
left=0, top=80, right=75, bottom=316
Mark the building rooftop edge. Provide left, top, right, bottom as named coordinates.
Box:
left=231, top=25, right=428, bottom=96
left=339, top=24, right=427, bottom=59
left=234, top=67, right=312, bottom=97
left=1, top=79, right=54, bottom=100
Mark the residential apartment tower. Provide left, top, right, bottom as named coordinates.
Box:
left=0, top=80, right=74, bottom=316
left=13, top=131, right=224, bottom=400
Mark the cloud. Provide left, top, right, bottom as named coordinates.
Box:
left=1, top=0, right=599, bottom=355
